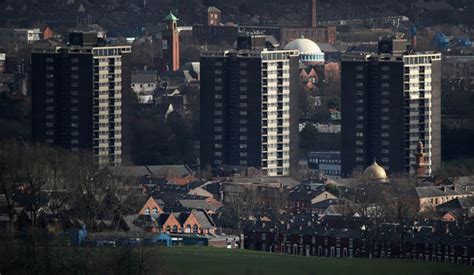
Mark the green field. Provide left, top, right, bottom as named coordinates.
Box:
left=1, top=242, right=473, bottom=275
left=160, top=247, right=473, bottom=275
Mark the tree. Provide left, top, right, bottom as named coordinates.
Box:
left=221, top=187, right=260, bottom=230
left=0, top=139, right=21, bottom=236
left=324, top=183, right=340, bottom=197
left=46, top=147, right=75, bottom=229
left=15, top=142, right=51, bottom=227
left=67, top=152, right=103, bottom=232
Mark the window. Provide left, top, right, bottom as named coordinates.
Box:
left=152, top=208, right=158, bottom=214
left=144, top=208, right=150, bottom=215
left=172, top=225, right=178, bottom=233
left=193, top=224, right=199, bottom=233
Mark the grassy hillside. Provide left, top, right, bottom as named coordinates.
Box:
left=160, top=247, right=473, bottom=275
left=1, top=241, right=472, bottom=275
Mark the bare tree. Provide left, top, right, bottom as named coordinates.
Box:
left=45, top=147, right=74, bottom=229
left=222, top=187, right=261, bottom=230
left=15, top=142, right=51, bottom=227
left=0, top=139, right=22, bottom=235
left=67, top=152, right=102, bottom=232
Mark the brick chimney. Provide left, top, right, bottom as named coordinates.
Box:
left=309, top=0, right=317, bottom=28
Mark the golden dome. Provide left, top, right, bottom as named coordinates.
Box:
left=363, top=161, right=388, bottom=181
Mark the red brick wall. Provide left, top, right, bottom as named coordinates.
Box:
left=162, top=214, right=182, bottom=233
left=138, top=197, right=163, bottom=216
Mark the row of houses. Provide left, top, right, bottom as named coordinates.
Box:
left=244, top=217, right=474, bottom=266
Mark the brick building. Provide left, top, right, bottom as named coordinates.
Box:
left=244, top=218, right=474, bottom=265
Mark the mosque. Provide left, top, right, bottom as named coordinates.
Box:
left=283, top=36, right=339, bottom=91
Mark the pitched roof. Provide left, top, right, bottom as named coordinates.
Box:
left=147, top=165, right=192, bottom=178
left=208, top=6, right=221, bottom=13
left=178, top=199, right=222, bottom=212
left=288, top=184, right=326, bottom=201
left=437, top=197, right=474, bottom=209
left=121, top=214, right=144, bottom=232
left=192, top=210, right=215, bottom=229
left=412, top=185, right=471, bottom=198
left=131, top=72, right=157, bottom=84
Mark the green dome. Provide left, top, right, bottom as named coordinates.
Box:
left=164, top=11, right=179, bottom=22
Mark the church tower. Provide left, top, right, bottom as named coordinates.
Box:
left=162, top=11, right=180, bottom=71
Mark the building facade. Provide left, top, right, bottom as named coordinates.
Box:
left=341, top=38, right=441, bottom=177
left=307, top=151, right=341, bottom=178
left=32, top=32, right=131, bottom=166
left=200, top=48, right=300, bottom=177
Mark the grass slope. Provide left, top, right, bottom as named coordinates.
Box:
left=1, top=241, right=472, bottom=274
left=160, top=247, right=473, bottom=275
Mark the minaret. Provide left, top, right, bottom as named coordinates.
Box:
left=413, top=141, right=427, bottom=177
left=309, top=0, right=317, bottom=28
left=162, top=11, right=180, bottom=71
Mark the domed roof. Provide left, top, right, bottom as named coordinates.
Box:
left=284, top=38, right=322, bottom=54
left=363, top=161, right=388, bottom=181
